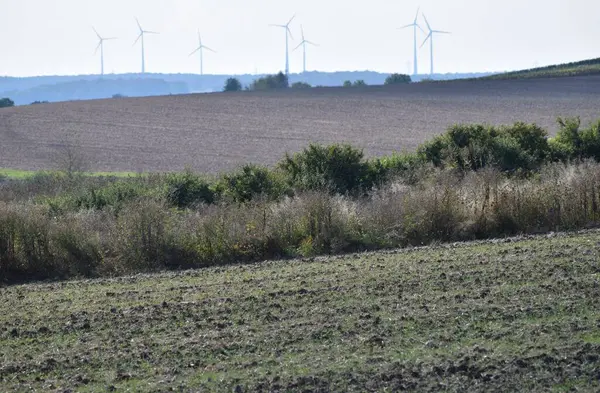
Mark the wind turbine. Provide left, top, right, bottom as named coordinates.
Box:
left=190, top=31, right=216, bottom=75
left=93, top=27, right=116, bottom=76
left=294, top=25, right=318, bottom=74
left=399, top=7, right=424, bottom=76
left=133, top=18, right=159, bottom=74
left=420, top=13, right=450, bottom=76
left=270, top=15, right=295, bottom=75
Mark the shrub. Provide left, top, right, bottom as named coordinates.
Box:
left=417, top=122, right=550, bottom=172
left=268, top=192, right=361, bottom=256
left=579, top=120, right=600, bottom=160
left=112, top=199, right=171, bottom=271
left=0, top=203, right=60, bottom=280
left=43, top=178, right=154, bottom=213
left=75, top=181, right=148, bottom=211
left=553, top=117, right=582, bottom=159
left=343, top=80, right=353, bottom=87
left=0, top=97, right=15, bottom=108
left=250, top=72, right=289, bottom=90
left=353, top=80, right=367, bottom=87
left=223, top=77, right=242, bottom=92
left=164, top=171, right=214, bottom=208
left=384, top=73, right=412, bottom=85
left=553, top=117, right=600, bottom=161
left=215, top=164, right=286, bottom=203
left=501, top=122, right=549, bottom=162
left=291, top=82, right=312, bottom=89
left=279, top=143, right=372, bottom=195
left=375, top=152, right=427, bottom=184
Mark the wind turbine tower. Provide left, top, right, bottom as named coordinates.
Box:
left=133, top=18, right=159, bottom=74
left=420, top=13, right=450, bottom=76
left=270, top=15, right=295, bottom=75
left=93, top=27, right=116, bottom=76
left=190, top=31, right=216, bottom=75
left=400, top=7, right=424, bottom=76
left=294, top=25, right=318, bottom=74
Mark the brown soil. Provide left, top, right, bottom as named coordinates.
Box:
left=1, top=75, right=599, bottom=173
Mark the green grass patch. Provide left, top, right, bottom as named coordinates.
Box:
left=484, top=57, right=600, bottom=80
left=0, top=168, right=140, bottom=179
left=0, top=168, right=37, bottom=179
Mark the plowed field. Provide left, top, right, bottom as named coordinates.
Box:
left=1, top=230, right=600, bottom=392
left=1, top=75, right=599, bottom=173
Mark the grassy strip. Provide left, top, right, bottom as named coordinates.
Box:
left=0, top=169, right=36, bottom=179
left=1, top=230, right=599, bottom=392
left=482, top=58, right=600, bottom=80
left=0, top=169, right=140, bottom=180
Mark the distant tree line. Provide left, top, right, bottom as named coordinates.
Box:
left=0, top=97, right=14, bottom=108
left=223, top=72, right=315, bottom=92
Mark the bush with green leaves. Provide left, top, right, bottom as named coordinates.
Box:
left=43, top=179, right=155, bottom=214
left=353, top=80, right=367, bottom=87
left=417, top=122, right=550, bottom=172
left=291, top=82, right=312, bottom=89
left=223, top=77, right=242, bottom=92
left=250, top=72, right=289, bottom=90
left=375, top=152, right=427, bottom=184
left=384, top=73, right=412, bottom=85
left=342, top=80, right=353, bottom=87
left=164, top=171, right=215, bottom=208
left=551, top=117, right=600, bottom=161
left=215, top=164, right=287, bottom=203
left=0, top=97, right=15, bottom=108
left=279, top=144, right=373, bottom=195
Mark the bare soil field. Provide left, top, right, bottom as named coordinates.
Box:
left=1, top=75, right=599, bottom=173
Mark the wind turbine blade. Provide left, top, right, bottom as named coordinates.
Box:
left=93, top=27, right=101, bottom=39
left=133, top=33, right=142, bottom=46
left=269, top=24, right=285, bottom=28
left=300, top=25, right=305, bottom=41
left=105, top=37, right=117, bottom=41
left=286, top=26, right=294, bottom=40
left=189, top=47, right=200, bottom=56
left=422, top=13, right=432, bottom=32
left=286, top=14, right=296, bottom=26
left=293, top=41, right=304, bottom=51
left=399, top=23, right=415, bottom=29
left=414, top=6, right=420, bottom=24
left=416, top=24, right=426, bottom=34
left=306, top=40, right=318, bottom=46
left=203, top=46, right=216, bottom=53
left=144, top=30, right=159, bottom=34
left=94, top=42, right=102, bottom=54
left=420, top=33, right=431, bottom=48
left=135, top=17, right=143, bottom=32
left=433, top=30, right=451, bottom=34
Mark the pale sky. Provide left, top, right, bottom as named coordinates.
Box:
left=0, top=0, right=598, bottom=77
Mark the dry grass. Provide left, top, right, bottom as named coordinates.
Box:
left=3, top=161, right=600, bottom=283
left=1, top=76, right=599, bottom=173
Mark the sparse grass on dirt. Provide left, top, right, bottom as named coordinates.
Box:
left=1, top=230, right=599, bottom=392
left=485, top=58, right=600, bottom=80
